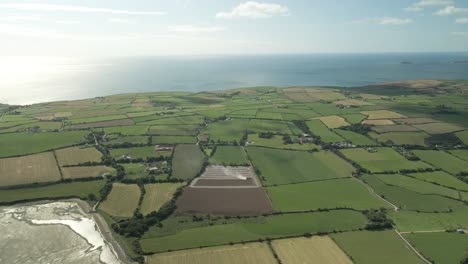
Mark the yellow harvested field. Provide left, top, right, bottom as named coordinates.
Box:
left=0, top=152, right=61, bottom=187
left=147, top=242, right=276, bottom=264
left=362, top=119, right=395, bottom=126
left=361, top=110, right=406, bottom=119
left=132, top=98, right=152, bottom=108
left=359, top=93, right=385, bottom=100
left=99, top=183, right=141, bottom=217
left=61, top=166, right=115, bottom=180
left=34, top=114, right=55, bottom=121
left=272, top=236, right=352, bottom=264
left=383, top=80, right=443, bottom=89
left=55, top=146, right=103, bottom=166
left=317, top=115, right=350, bottom=129
left=54, top=112, right=73, bottom=118
left=334, top=99, right=373, bottom=106
left=140, top=183, right=185, bottom=215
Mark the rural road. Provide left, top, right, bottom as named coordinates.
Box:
left=352, top=177, right=399, bottom=211
left=394, top=229, right=432, bottom=264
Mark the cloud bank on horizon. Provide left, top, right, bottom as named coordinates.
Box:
left=0, top=0, right=467, bottom=56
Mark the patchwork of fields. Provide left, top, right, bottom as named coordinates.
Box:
left=1, top=82, right=468, bottom=263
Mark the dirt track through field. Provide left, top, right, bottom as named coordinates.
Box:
left=352, top=177, right=399, bottom=211
left=394, top=229, right=432, bottom=264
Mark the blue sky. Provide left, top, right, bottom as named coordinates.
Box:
left=0, top=0, right=467, bottom=56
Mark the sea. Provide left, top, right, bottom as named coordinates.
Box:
left=1, top=53, right=467, bottom=105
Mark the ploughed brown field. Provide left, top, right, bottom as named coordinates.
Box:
left=175, top=187, right=274, bottom=216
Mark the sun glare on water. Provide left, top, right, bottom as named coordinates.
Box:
left=0, top=56, right=102, bottom=105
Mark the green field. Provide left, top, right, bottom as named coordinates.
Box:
left=104, top=135, right=149, bottom=145
left=455, top=130, right=468, bottom=144
left=55, top=146, right=103, bottom=166
left=140, top=210, right=367, bottom=253
left=376, top=174, right=465, bottom=201
left=449, top=149, right=468, bottom=162
left=0, top=121, right=62, bottom=133
left=147, top=125, right=200, bottom=136
left=334, top=129, right=376, bottom=146
left=413, top=122, right=464, bottom=135
left=61, top=166, right=116, bottom=180
left=413, top=150, right=468, bottom=175
left=209, top=146, right=249, bottom=165
left=247, top=119, right=295, bottom=134
left=408, top=171, right=468, bottom=191
left=247, top=147, right=354, bottom=185
left=138, top=115, right=204, bottom=125
left=202, top=119, right=250, bottom=142
left=331, top=230, right=424, bottom=264
left=404, top=232, right=468, bottom=264
left=69, top=114, right=129, bottom=124
left=306, top=119, right=344, bottom=143
left=110, top=146, right=170, bottom=160
left=389, top=206, right=468, bottom=232
left=0, top=180, right=106, bottom=204
left=362, top=175, right=463, bottom=212
left=247, top=134, right=320, bottom=150
left=102, top=125, right=149, bottom=135
left=152, top=135, right=196, bottom=144
left=171, top=144, right=205, bottom=179
left=341, top=113, right=366, bottom=124
left=122, top=163, right=147, bottom=178
left=266, top=178, right=390, bottom=211
left=99, top=183, right=141, bottom=218
left=368, top=131, right=429, bottom=146
left=0, top=131, right=87, bottom=157
left=140, top=183, right=184, bottom=215
left=340, top=147, right=433, bottom=173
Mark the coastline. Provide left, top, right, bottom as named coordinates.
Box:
left=73, top=198, right=137, bottom=264
left=0, top=198, right=136, bottom=264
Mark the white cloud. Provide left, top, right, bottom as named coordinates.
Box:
left=353, top=17, right=413, bottom=25
left=455, top=18, right=468, bottom=24
left=168, top=25, right=226, bottom=34
left=0, top=3, right=164, bottom=15
left=216, top=1, right=289, bottom=19
left=434, top=6, right=468, bottom=15
left=0, top=14, right=79, bottom=24
left=0, top=14, right=42, bottom=22
left=452, top=31, right=468, bottom=36
left=0, top=24, right=64, bottom=38
left=405, top=0, right=453, bottom=12
left=379, top=17, right=413, bottom=25
left=108, top=18, right=135, bottom=24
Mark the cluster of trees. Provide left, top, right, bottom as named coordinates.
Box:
left=342, top=123, right=371, bottom=135
left=363, top=209, right=393, bottom=230
left=111, top=187, right=183, bottom=238
left=426, top=133, right=462, bottom=147
left=258, top=132, right=274, bottom=139
left=434, top=104, right=457, bottom=114
left=282, top=134, right=293, bottom=144
left=292, top=120, right=311, bottom=134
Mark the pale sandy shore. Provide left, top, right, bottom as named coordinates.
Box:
left=2, top=199, right=137, bottom=264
